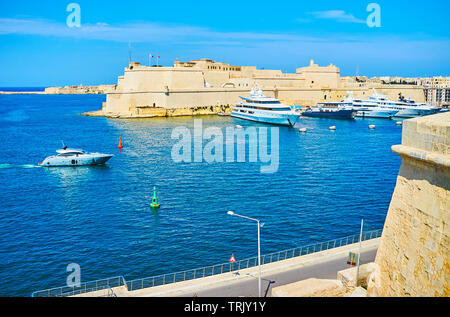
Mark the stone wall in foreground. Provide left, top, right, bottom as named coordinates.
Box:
left=373, top=111, right=449, bottom=296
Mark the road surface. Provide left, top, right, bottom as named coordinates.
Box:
left=175, top=248, right=377, bottom=297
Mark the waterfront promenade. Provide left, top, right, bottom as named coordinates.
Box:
left=75, top=238, right=379, bottom=297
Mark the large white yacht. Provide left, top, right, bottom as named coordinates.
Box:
left=40, top=143, right=113, bottom=167
left=346, top=89, right=439, bottom=118
left=231, top=85, right=301, bottom=127
left=344, top=91, right=398, bottom=118
left=387, top=94, right=439, bottom=118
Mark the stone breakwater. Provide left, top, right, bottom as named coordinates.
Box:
left=44, top=85, right=116, bottom=94
left=81, top=104, right=233, bottom=118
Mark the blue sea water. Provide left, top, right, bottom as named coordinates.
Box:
left=0, top=94, right=402, bottom=296
left=0, top=87, right=45, bottom=92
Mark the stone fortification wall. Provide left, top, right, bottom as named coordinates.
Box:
left=373, top=112, right=449, bottom=296
left=97, top=59, right=427, bottom=118
left=269, top=112, right=448, bottom=298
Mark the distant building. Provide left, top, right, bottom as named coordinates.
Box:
left=425, top=87, right=450, bottom=107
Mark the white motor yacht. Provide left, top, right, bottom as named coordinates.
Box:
left=39, top=143, right=113, bottom=167
left=231, top=85, right=301, bottom=127
left=344, top=91, right=398, bottom=118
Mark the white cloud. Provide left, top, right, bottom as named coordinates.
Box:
left=0, top=18, right=324, bottom=44
left=308, top=10, right=366, bottom=24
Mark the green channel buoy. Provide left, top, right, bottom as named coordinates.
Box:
left=150, top=186, right=160, bottom=209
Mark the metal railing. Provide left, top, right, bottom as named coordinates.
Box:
left=126, top=229, right=382, bottom=292
left=31, top=276, right=127, bottom=297
left=31, top=229, right=382, bottom=296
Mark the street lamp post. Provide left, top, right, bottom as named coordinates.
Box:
left=227, top=211, right=263, bottom=297
left=356, top=219, right=364, bottom=287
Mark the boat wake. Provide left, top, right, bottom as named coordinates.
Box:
left=0, top=164, right=42, bottom=169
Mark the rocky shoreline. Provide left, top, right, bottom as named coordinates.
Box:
left=80, top=105, right=233, bottom=119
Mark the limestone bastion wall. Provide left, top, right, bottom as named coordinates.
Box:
left=374, top=111, right=449, bottom=296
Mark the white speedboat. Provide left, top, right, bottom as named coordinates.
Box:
left=231, top=85, right=301, bottom=127
left=39, top=143, right=113, bottom=167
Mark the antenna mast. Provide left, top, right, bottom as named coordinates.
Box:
left=128, top=41, right=132, bottom=63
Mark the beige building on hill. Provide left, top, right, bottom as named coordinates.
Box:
left=91, top=58, right=428, bottom=118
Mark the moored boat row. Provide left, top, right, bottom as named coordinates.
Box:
left=345, top=89, right=440, bottom=119
left=229, top=86, right=444, bottom=125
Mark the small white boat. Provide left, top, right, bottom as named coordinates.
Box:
left=39, top=143, right=113, bottom=167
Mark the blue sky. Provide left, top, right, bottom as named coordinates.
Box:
left=0, top=0, right=449, bottom=86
